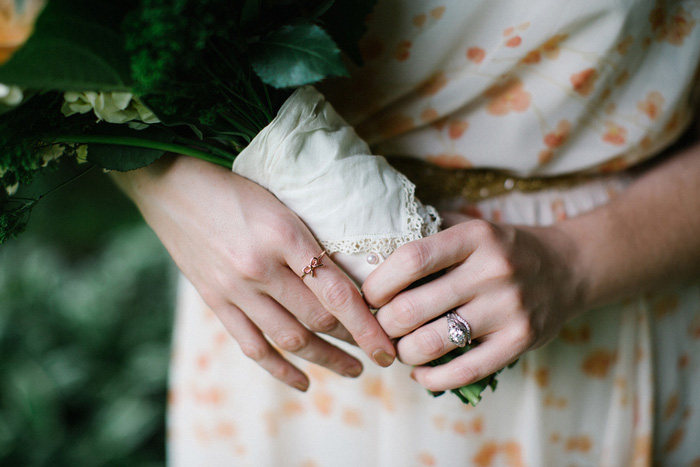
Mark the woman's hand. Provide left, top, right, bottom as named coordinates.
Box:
left=363, top=130, right=700, bottom=394
left=362, top=213, right=583, bottom=393
left=112, top=155, right=396, bottom=391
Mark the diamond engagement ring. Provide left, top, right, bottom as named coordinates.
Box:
left=446, top=310, right=472, bottom=347
left=300, top=251, right=326, bottom=279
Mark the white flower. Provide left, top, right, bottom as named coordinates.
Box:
left=40, top=144, right=64, bottom=167
left=0, top=83, right=23, bottom=106
left=0, top=165, right=16, bottom=195
left=5, top=182, right=19, bottom=196
left=61, top=91, right=160, bottom=128
left=76, top=145, right=88, bottom=163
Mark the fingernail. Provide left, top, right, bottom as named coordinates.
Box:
left=372, top=349, right=395, bottom=367
left=342, top=363, right=363, bottom=378
left=293, top=380, right=309, bottom=392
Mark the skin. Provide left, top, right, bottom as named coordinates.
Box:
left=112, top=155, right=396, bottom=392
left=113, top=120, right=700, bottom=395
left=362, top=123, right=700, bottom=393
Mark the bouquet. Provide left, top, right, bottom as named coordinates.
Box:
left=0, top=0, right=372, bottom=239
left=0, top=0, right=506, bottom=405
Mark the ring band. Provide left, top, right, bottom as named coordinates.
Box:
left=446, top=310, right=472, bottom=347
left=300, top=251, right=326, bottom=279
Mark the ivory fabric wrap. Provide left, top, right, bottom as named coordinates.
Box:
left=232, top=86, right=440, bottom=283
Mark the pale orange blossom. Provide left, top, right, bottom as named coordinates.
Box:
left=0, top=0, right=46, bottom=65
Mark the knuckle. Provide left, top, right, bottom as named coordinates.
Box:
left=232, top=254, right=269, bottom=282
left=361, top=281, right=381, bottom=308
left=239, top=340, right=269, bottom=362
left=415, top=327, right=446, bottom=356
left=468, top=219, right=497, bottom=241
left=308, top=312, right=339, bottom=334
left=352, top=323, right=383, bottom=344
left=268, top=361, right=294, bottom=382
left=401, top=242, right=433, bottom=274
left=275, top=221, right=304, bottom=247
left=323, top=280, right=356, bottom=311
left=450, top=362, right=481, bottom=388
left=391, top=296, right=422, bottom=331
left=275, top=331, right=309, bottom=353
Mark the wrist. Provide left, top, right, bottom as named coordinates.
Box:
left=522, top=222, right=591, bottom=321
left=547, top=222, right=592, bottom=317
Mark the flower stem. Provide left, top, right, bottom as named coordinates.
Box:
left=54, top=135, right=234, bottom=169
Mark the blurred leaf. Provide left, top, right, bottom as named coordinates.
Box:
left=81, top=125, right=174, bottom=172
left=0, top=0, right=134, bottom=91
left=250, top=23, right=348, bottom=88
left=0, top=200, right=174, bottom=465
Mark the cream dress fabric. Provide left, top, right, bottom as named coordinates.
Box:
left=168, top=1, right=700, bottom=465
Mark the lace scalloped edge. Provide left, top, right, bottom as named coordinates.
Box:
left=320, top=172, right=441, bottom=256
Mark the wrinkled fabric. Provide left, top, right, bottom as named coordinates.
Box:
left=232, top=86, right=440, bottom=271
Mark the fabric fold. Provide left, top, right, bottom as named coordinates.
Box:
left=232, top=86, right=440, bottom=260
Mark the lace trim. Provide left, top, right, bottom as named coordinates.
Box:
left=320, top=173, right=441, bottom=256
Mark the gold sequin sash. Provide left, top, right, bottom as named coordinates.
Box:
left=386, top=156, right=600, bottom=204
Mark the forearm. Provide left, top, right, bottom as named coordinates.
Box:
left=558, top=132, right=700, bottom=312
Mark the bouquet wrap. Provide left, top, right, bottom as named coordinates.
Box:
left=232, top=86, right=440, bottom=284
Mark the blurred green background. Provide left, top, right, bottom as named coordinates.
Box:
left=0, top=168, right=175, bottom=466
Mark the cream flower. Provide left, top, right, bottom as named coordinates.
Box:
left=0, top=82, right=22, bottom=106
left=61, top=91, right=160, bottom=129
left=40, top=144, right=64, bottom=167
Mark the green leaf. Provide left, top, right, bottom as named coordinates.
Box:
left=250, top=23, right=348, bottom=89
left=86, top=144, right=164, bottom=172
left=83, top=125, right=174, bottom=171
left=0, top=0, right=133, bottom=91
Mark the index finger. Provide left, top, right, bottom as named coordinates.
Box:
left=287, top=248, right=397, bottom=368
left=362, top=225, right=474, bottom=308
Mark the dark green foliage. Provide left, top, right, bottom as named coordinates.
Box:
left=0, top=172, right=173, bottom=465
left=0, top=93, right=66, bottom=187
left=0, top=196, right=34, bottom=244
left=250, top=23, right=347, bottom=88
left=319, top=0, right=378, bottom=65
left=0, top=0, right=379, bottom=242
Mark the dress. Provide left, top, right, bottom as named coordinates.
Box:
left=167, top=1, right=700, bottom=465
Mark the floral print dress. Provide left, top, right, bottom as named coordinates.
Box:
left=168, top=1, right=700, bottom=465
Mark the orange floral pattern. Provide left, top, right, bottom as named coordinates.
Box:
left=570, top=68, right=599, bottom=97
left=520, top=34, right=568, bottom=64
left=650, top=3, right=697, bottom=45
left=543, top=119, right=572, bottom=148
left=447, top=120, right=469, bottom=139
left=394, top=39, right=412, bottom=61
left=467, top=46, right=486, bottom=64
left=602, top=121, right=628, bottom=146
left=418, top=72, right=448, bottom=97
left=484, top=78, right=532, bottom=115
left=637, top=90, right=665, bottom=120
left=582, top=349, right=617, bottom=378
